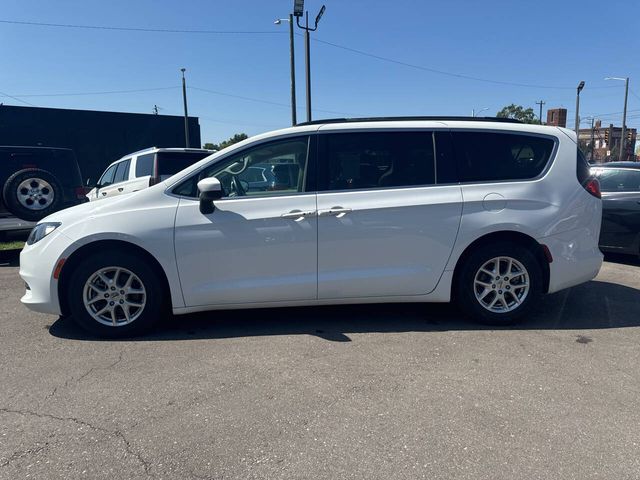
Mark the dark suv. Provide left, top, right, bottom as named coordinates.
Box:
left=0, top=146, right=88, bottom=222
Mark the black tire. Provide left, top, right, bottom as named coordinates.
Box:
left=455, top=242, right=543, bottom=325
left=2, top=168, right=63, bottom=221
left=67, top=251, right=165, bottom=338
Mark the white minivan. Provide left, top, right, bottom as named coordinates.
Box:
left=20, top=117, right=603, bottom=337
left=86, top=147, right=213, bottom=201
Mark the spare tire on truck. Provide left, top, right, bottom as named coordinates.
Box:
left=2, top=168, right=63, bottom=221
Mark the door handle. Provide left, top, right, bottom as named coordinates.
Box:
left=281, top=210, right=316, bottom=221
left=101, top=191, right=107, bottom=196
left=118, top=187, right=124, bottom=192
left=318, top=206, right=352, bottom=217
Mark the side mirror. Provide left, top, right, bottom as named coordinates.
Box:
left=198, top=177, right=223, bottom=214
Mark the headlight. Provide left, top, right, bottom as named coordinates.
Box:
left=26, top=222, right=61, bottom=245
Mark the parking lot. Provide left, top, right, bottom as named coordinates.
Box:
left=1, top=254, right=640, bottom=480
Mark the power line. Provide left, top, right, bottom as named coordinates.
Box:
left=0, top=90, right=37, bottom=106
left=5, top=86, right=180, bottom=97
left=0, top=19, right=284, bottom=35
left=189, top=85, right=360, bottom=116
left=310, top=37, right=620, bottom=91
left=1, top=18, right=623, bottom=91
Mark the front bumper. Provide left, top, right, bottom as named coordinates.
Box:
left=19, top=232, right=67, bottom=316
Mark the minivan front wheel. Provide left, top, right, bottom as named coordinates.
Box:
left=456, top=243, right=542, bottom=325
left=67, top=252, right=163, bottom=337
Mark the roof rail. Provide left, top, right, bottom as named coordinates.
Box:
left=296, top=116, right=523, bottom=126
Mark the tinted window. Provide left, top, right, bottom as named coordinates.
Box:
left=577, top=148, right=591, bottom=185
left=597, top=169, right=640, bottom=192
left=157, top=151, right=211, bottom=179
left=113, top=159, right=130, bottom=183
left=174, top=137, right=309, bottom=198
left=452, top=131, right=555, bottom=182
left=99, top=164, right=118, bottom=187
left=135, top=153, right=155, bottom=177
left=320, top=132, right=435, bottom=191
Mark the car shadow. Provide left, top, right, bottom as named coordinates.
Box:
left=48, top=279, right=640, bottom=342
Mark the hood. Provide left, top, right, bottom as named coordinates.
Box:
left=40, top=182, right=170, bottom=226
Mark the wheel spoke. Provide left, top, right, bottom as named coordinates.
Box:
left=89, top=283, right=107, bottom=294
left=98, top=271, right=111, bottom=286
left=111, top=307, right=117, bottom=326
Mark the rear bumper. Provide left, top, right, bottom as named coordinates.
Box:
left=542, top=228, right=603, bottom=294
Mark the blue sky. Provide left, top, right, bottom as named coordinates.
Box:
left=1, top=0, right=639, bottom=145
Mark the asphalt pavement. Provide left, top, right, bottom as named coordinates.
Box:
left=1, top=254, right=640, bottom=480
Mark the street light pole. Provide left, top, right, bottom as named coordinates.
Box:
left=274, top=16, right=297, bottom=126
left=295, top=4, right=326, bottom=123
left=621, top=77, right=629, bottom=161
left=605, top=76, right=630, bottom=161
left=471, top=107, right=488, bottom=117
left=575, top=81, right=585, bottom=135
left=181, top=68, right=190, bottom=148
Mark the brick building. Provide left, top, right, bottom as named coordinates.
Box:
left=546, top=108, right=567, bottom=127
left=578, top=120, right=637, bottom=163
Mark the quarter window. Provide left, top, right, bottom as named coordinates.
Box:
left=452, top=131, right=555, bottom=182
left=173, top=137, right=310, bottom=198
left=320, top=132, right=435, bottom=191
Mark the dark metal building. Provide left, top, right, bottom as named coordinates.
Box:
left=0, top=105, right=201, bottom=181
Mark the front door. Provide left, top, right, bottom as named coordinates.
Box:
left=174, top=136, right=318, bottom=307
left=315, top=130, right=462, bottom=299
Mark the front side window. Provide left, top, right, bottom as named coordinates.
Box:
left=135, top=153, right=155, bottom=177
left=157, top=151, right=211, bottom=180
left=174, top=137, right=309, bottom=198
left=319, top=131, right=435, bottom=191
left=99, top=164, right=118, bottom=187
left=597, top=169, right=640, bottom=192
left=452, top=131, right=555, bottom=183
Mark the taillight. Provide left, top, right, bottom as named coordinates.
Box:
left=583, top=177, right=601, bottom=199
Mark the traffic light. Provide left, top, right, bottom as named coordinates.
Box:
left=604, top=129, right=610, bottom=145
left=627, top=130, right=634, bottom=142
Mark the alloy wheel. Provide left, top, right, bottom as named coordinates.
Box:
left=473, top=256, right=530, bottom=313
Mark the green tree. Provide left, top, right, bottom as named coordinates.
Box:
left=496, top=104, right=538, bottom=124
left=203, top=133, right=249, bottom=151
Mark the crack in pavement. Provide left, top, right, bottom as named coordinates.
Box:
left=0, top=442, right=50, bottom=468
left=43, top=350, right=125, bottom=402
left=0, top=406, right=152, bottom=477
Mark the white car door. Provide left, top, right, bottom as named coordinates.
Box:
left=174, top=136, right=318, bottom=307
left=315, top=129, right=463, bottom=299
left=128, top=153, right=154, bottom=193
left=93, top=163, right=119, bottom=201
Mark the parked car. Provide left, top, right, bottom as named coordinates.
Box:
left=591, top=161, right=640, bottom=257
left=0, top=146, right=87, bottom=222
left=86, top=147, right=214, bottom=201
left=20, top=117, right=603, bottom=338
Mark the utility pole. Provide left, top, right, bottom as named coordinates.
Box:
left=181, top=68, right=190, bottom=148
left=274, top=15, right=297, bottom=125
left=575, top=81, right=585, bottom=135
left=535, top=100, right=545, bottom=125
left=295, top=3, right=326, bottom=123
left=589, top=117, right=595, bottom=162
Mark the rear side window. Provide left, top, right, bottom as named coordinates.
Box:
left=452, top=131, right=555, bottom=183
left=113, top=159, right=130, bottom=183
left=597, top=169, right=640, bottom=192
left=135, top=153, right=155, bottom=177
left=156, top=152, right=211, bottom=179
left=576, top=148, right=591, bottom=185
left=319, top=131, right=435, bottom=191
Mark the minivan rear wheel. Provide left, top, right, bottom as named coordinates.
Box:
left=456, top=242, right=542, bottom=325
left=67, top=252, right=164, bottom=337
